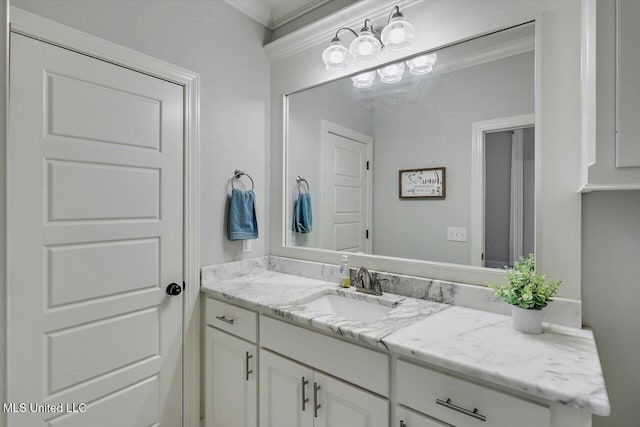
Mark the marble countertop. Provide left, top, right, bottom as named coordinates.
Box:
left=201, top=270, right=610, bottom=416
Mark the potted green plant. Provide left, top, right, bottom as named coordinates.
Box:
left=489, top=254, right=561, bottom=334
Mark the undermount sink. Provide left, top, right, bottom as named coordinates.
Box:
left=302, top=293, right=396, bottom=323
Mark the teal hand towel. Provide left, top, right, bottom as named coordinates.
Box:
left=228, top=189, right=258, bottom=240
left=293, top=192, right=312, bottom=233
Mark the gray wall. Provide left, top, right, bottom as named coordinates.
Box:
left=371, top=52, right=534, bottom=264
left=12, top=0, right=272, bottom=268
left=287, top=78, right=373, bottom=248
left=583, top=191, right=640, bottom=427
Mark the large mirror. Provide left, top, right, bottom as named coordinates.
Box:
left=285, top=23, right=535, bottom=269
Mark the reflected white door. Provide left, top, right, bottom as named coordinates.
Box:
left=7, top=34, right=184, bottom=426
left=322, top=122, right=372, bottom=253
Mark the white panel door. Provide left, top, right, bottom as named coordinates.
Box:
left=313, top=372, right=388, bottom=427
left=205, top=328, right=257, bottom=427
left=322, top=124, right=372, bottom=253
left=7, top=34, right=184, bottom=426
left=259, top=350, right=314, bottom=427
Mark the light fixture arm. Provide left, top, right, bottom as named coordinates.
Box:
left=387, top=5, right=402, bottom=24
left=332, top=27, right=359, bottom=42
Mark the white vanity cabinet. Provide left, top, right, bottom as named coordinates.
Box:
left=203, top=295, right=593, bottom=427
left=260, top=349, right=388, bottom=427
left=396, top=359, right=550, bottom=427
left=396, top=406, right=449, bottom=427
left=204, top=299, right=258, bottom=427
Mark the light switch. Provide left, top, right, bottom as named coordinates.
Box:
left=242, top=239, right=253, bottom=253
left=447, top=227, right=467, bottom=242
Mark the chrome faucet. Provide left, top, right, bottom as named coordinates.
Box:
left=354, top=267, right=383, bottom=296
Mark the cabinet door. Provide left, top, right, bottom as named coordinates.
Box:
left=396, top=406, right=449, bottom=427
left=205, top=327, right=257, bottom=427
left=314, top=371, right=389, bottom=427
left=260, top=350, right=314, bottom=427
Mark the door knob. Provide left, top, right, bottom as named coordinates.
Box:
left=166, top=283, right=182, bottom=296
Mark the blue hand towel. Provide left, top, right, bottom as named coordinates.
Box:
left=228, top=189, right=258, bottom=241
left=293, top=192, right=313, bottom=233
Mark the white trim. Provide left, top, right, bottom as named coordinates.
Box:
left=0, top=3, right=8, bottom=427
left=470, top=114, right=535, bottom=267
left=320, top=120, right=374, bottom=254
left=579, top=183, right=640, bottom=193
left=9, top=7, right=201, bottom=427
left=581, top=0, right=597, bottom=188
left=263, top=0, right=423, bottom=62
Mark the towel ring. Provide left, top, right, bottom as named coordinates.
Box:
left=296, top=176, right=310, bottom=192
left=232, top=169, right=254, bottom=190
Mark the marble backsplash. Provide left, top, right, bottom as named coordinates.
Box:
left=201, top=255, right=581, bottom=327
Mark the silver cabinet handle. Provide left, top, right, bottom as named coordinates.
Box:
left=245, top=352, right=253, bottom=381
left=301, top=377, right=309, bottom=411
left=313, top=382, right=321, bottom=418
left=436, top=398, right=486, bottom=422
left=215, top=315, right=235, bottom=325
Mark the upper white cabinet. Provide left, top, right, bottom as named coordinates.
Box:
left=581, top=0, right=640, bottom=191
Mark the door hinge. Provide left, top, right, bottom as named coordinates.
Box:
left=481, top=253, right=484, bottom=261
left=366, top=161, right=370, bottom=170
left=365, top=229, right=369, bottom=239
left=182, top=281, right=186, bottom=290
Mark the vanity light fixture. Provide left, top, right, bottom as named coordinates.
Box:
left=377, top=62, right=405, bottom=83
left=406, top=52, right=437, bottom=75
left=351, top=70, right=377, bottom=88
left=322, top=5, right=415, bottom=72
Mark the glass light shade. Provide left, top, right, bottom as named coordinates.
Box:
left=381, top=16, right=416, bottom=52
left=406, top=53, right=437, bottom=75
left=377, top=62, right=405, bottom=84
left=322, top=41, right=353, bottom=71
left=351, top=70, right=376, bottom=88
left=349, top=31, right=382, bottom=62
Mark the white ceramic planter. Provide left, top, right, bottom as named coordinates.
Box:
left=511, top=306, right=544, bottom=334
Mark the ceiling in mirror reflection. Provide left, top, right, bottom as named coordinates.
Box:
left=286, top=23, right=535, bottom=269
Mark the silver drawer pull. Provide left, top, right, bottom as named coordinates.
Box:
left=215, top=315, right=235, bottom=325
left=436, top=398, right=487, bottom=422
left=301, top=377, right=309, bottom=411
left=245, top=352, right=253, bottom=381
left=313, top=382, right=321, bottom=418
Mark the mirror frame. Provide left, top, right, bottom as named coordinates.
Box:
left=267, top=0, right=583, bottom=300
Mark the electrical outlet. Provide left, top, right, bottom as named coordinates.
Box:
left=447, top=227, right=467, bottom=242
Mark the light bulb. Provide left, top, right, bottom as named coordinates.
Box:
left=349, top=30, right=381, bottom=62
left=351, top=70, right=376, bottom=88
left=322, top=40, right=353, bottom=72
left=406, top=53, right=437, bottom=75
left=389, top=28, right=405, bottom=44
left=377, top=62, right=405, bottom=84
left=358, top=41, right=373, bottom=56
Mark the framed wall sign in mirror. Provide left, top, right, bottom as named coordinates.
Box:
left=399, top=167, right=446, bottom=199
left=285, top=23, right=535, bottom=269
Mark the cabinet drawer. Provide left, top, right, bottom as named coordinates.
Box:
left=206, top=298, right=257, bottom=342
left=396, top=406, right=449, bottom=427
left=396, top=360, right=550, bottom=427
left=261, top=316, right=389, bottom=397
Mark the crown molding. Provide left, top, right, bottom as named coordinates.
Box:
left=226, top=0, right=332, bottom=30
left=272, top=0, right=332, bottom=29
left=264, top=0, right=424, bottom=62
